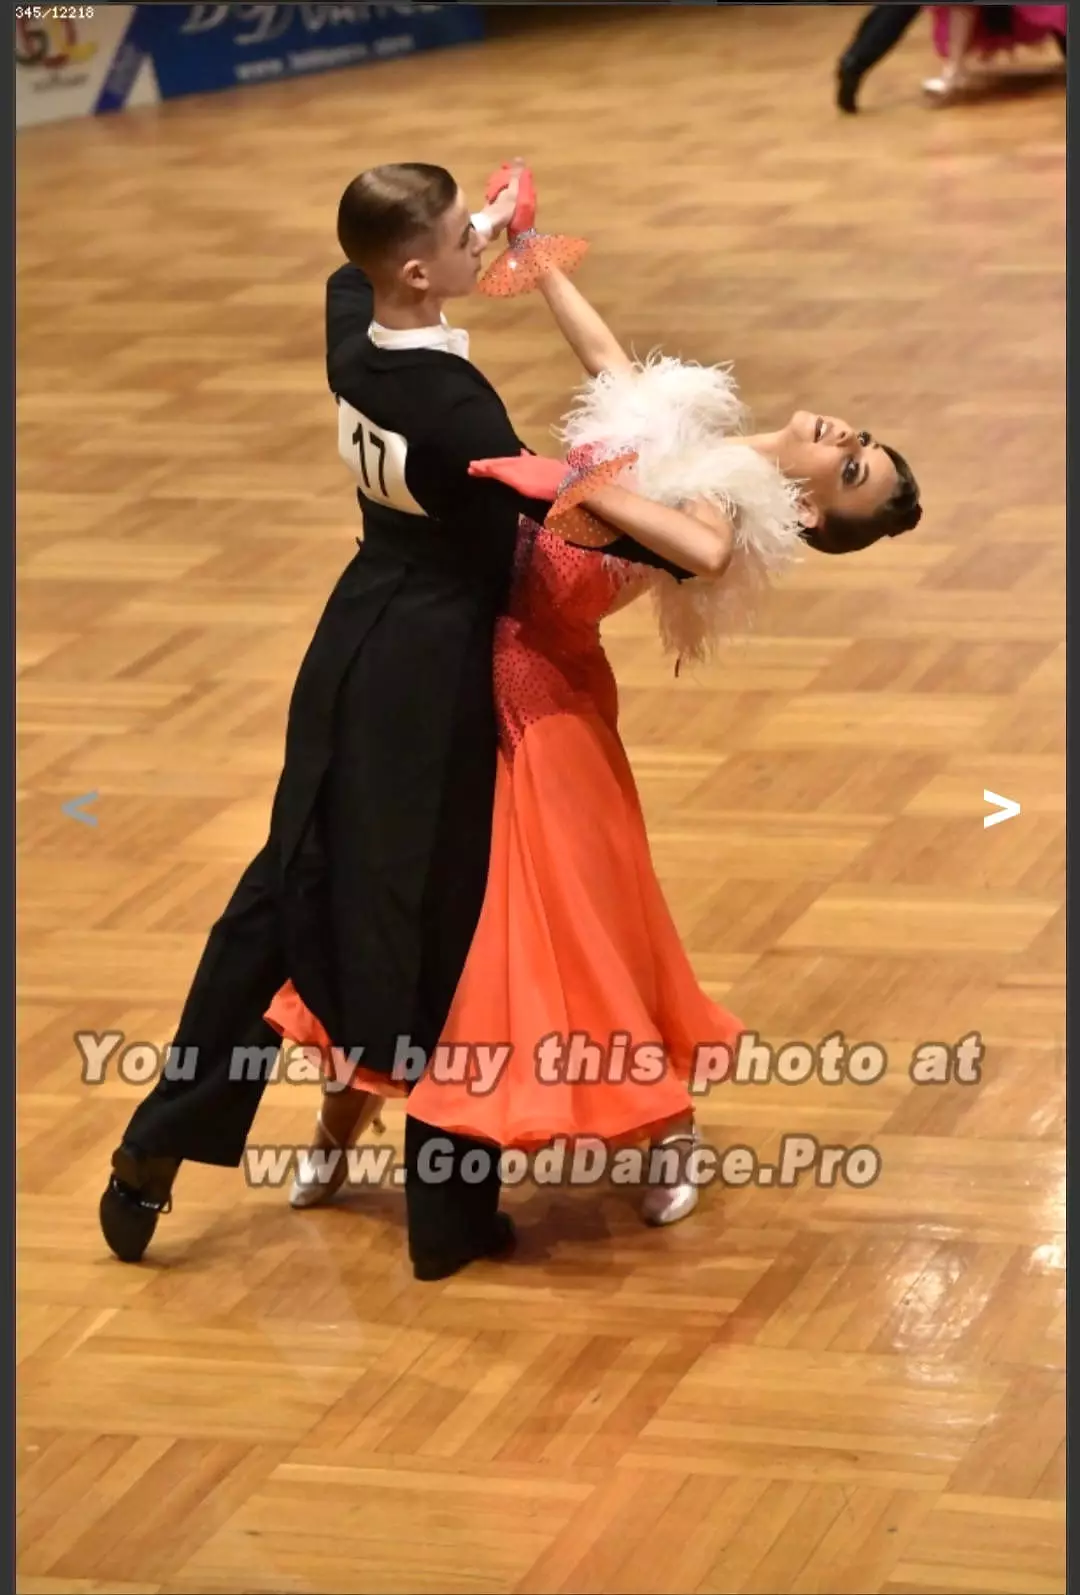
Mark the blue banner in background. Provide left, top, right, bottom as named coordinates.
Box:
left=130, top=4, right=486, bottom=101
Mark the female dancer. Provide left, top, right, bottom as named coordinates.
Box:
left=923, top=5, right=1066, bottom=101
left=268, top=237, right=921, bottom=1231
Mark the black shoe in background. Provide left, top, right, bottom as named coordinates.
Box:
left=836, top=59, right=861, bottom=112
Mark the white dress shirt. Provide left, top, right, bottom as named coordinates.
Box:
left=368, top=314, right=470, bottom=361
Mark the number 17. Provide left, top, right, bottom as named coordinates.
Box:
left=353, top=422, right=388, bottom=498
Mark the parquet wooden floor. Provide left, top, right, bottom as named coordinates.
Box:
left=16, top=6, right=1065, bottom=1593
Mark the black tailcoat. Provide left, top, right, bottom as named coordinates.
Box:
left=123, top=265, right=549, bottom=1174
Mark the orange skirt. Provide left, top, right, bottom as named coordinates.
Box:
left=265, top=690, right=743, bottom=1150
left=264, top=985, right=411, bottom=1101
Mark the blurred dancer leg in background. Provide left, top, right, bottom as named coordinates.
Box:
left=836, top=4, right=922, bottom=112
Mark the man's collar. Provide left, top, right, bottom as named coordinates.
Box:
left=368, top=314, right=470, bottom=361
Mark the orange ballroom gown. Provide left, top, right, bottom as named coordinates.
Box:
left=265, top=515, right=745, bottom=1150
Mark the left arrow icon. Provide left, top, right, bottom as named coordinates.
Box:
left=62, top=791, right=98, bottom=828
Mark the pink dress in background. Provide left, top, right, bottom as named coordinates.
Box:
left=930, top=5, right=1066, bottom=61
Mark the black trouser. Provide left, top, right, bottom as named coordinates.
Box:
left=119, top=840, right=501, bottom=1269
left=122, top=842, right=286, bottom=1166
left=320, top=604, right=504, bottom=1268
left=119, top=636, right=504, bottom=1269
left=839, top=4, right=921, bottom=77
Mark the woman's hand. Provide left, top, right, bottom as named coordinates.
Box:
left=481, top=158, right=528, bottom=239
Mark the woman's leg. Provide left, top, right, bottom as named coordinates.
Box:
left=641, top=1110, right=701, bottom=1227
left=947, top=3, right=978, bottom=66
left=289, top=1084, right=385, bottom=1208
left=924, top=5, right=979, bottom=98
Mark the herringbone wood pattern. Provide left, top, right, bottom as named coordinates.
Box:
left=17, top=6, right=1064, bottom=1593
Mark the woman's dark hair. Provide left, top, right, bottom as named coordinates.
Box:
left=336, top=163, right=458, bottom=273
left=801, top=443, right=922, bottom=556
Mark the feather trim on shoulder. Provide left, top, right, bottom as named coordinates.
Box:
left=557, top=353, right=747, bottom=461
left=557, top=357, right=806, bottom=664
left=644, top=450, right=805, bottom=668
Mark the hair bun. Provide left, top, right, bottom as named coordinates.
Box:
left=889, top=502, right=923, bottom=536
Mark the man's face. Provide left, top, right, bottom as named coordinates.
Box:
left=400, top=188, right=485, bottom=301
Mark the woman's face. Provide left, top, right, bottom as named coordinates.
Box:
left=778, top=411, right=900, bottom=526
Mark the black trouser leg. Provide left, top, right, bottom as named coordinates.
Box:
left=405, top=627, right=505, bottom=1271
left=102, top=844, right=287, bottom=1261
left=403, top=1114, right=508, bottom=1278
left=837, top=4, right=921, bottom=110
left=323, top=617, right=505, bottom=1275
left=122, top=844, right=287, bottom=1166
left=840, top=3, right=921, bottom=76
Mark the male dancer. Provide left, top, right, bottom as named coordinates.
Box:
left=99, top=162, right=553, bottom=1281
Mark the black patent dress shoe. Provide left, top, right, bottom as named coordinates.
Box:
left=99, top=1144, right=180, bottom=1263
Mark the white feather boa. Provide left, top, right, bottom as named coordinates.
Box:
left=556, top=355, right=805, bottom=666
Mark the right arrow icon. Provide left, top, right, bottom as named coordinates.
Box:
left=984, top=790, right=1021, bottom=829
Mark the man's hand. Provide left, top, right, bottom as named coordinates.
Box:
left=469, top=452, right=565, bottom=499
left=481, top=157, right=528, bottom=239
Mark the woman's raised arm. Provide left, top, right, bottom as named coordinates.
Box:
left=535, top=264, right=634, bottom=378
